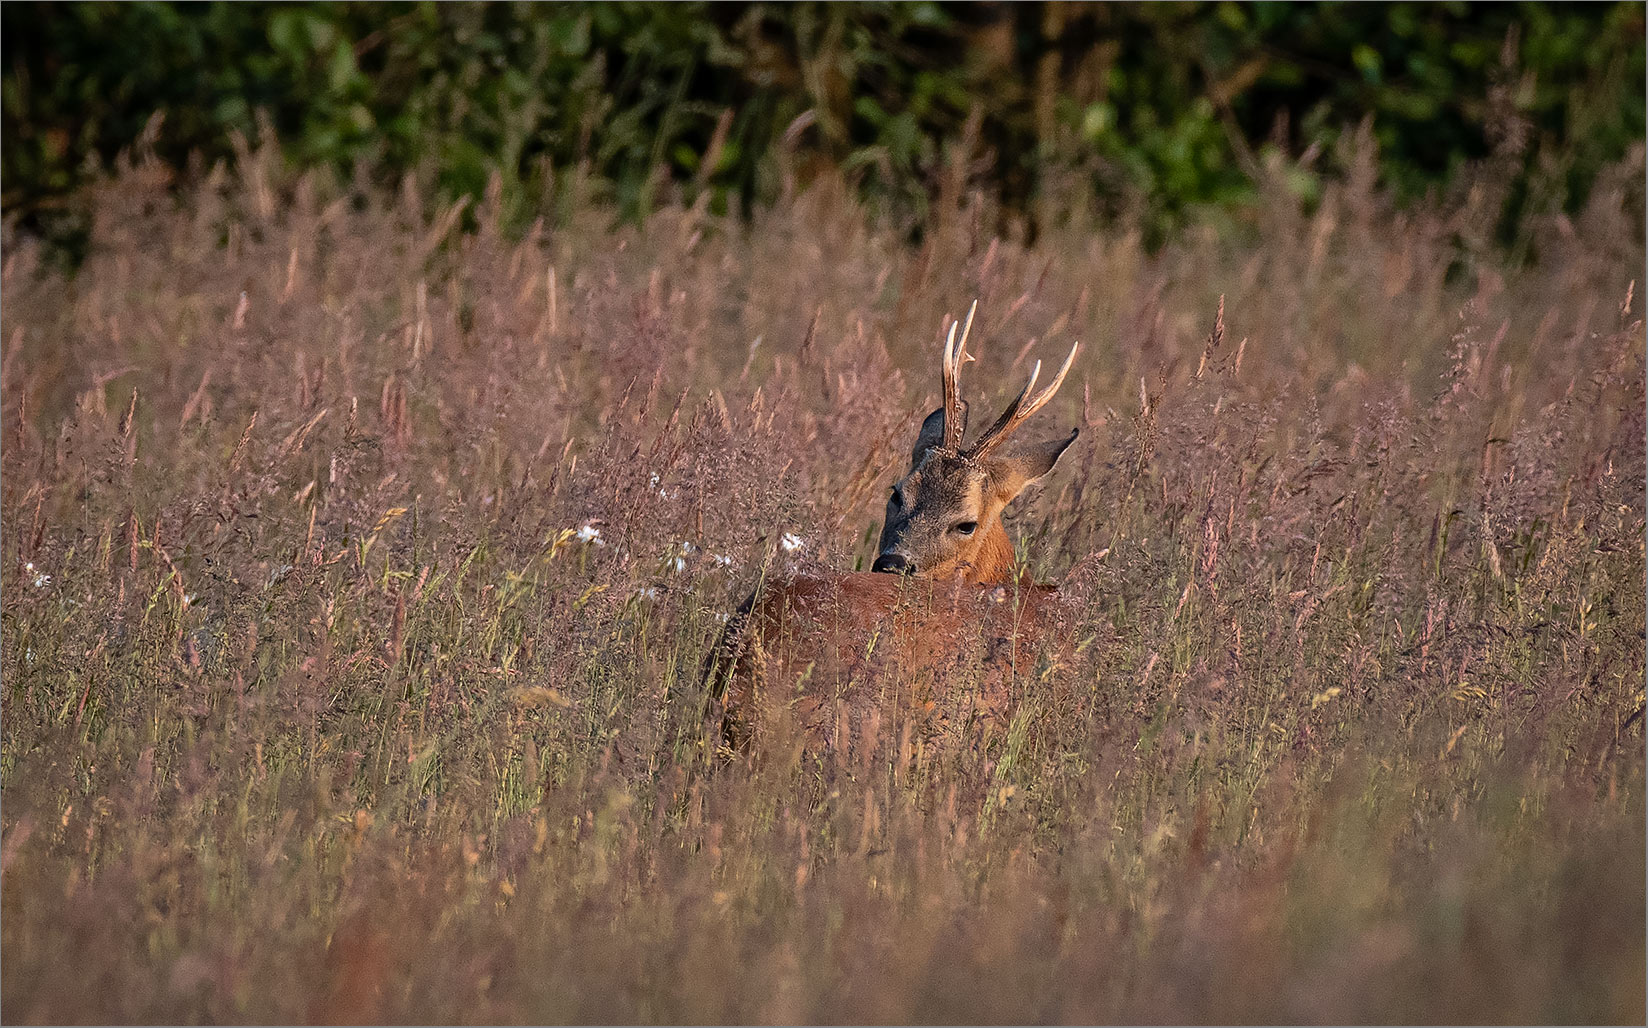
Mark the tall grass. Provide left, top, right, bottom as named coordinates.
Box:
left=2, top=134, right=1643, bottom=1023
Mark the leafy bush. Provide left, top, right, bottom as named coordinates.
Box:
left=4, top=1, right=1643, bottom=246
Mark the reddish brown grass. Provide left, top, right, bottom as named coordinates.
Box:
left=1, top=135, right=1643, bottom=1023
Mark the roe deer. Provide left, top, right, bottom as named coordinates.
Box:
left=711, top=304, right=1081, bottom=761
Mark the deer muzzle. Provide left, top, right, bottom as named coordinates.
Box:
left=872, top=551, right=914, bottom=575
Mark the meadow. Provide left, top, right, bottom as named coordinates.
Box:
left=2, top=134, right=1643, bottom=1023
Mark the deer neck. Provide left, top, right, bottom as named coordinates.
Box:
left=963, top=520, right=1017, bottom=584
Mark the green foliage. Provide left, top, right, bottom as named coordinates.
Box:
left=4, top=2, right=1644, bottom=244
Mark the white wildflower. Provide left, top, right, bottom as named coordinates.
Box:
left=31, top=572, right=50, bottom=588
left=713, top=553, right=734, bottom=568
left=634, top=586, right=662, bottom=601
left=781, top=533, right=805, bottom=552
left=663, top=541, right=697, bottom=573
left=576, top=524, right=605, bottom=546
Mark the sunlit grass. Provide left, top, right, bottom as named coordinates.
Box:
left=1, top=140, right=1643, bottom=1023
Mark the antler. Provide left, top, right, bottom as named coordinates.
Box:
left=939, top=300, right=979, bottom=451
left=966, top=338, right=1079, bottom=461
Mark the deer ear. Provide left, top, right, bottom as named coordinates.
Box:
left=986, top=428, right=1078, bottom=503
left=910, top=401, right=967, bottom=468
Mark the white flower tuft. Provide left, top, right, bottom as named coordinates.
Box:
left=780, top=533, right=805, bottom=552
left=576, top=524, right=605, bottom=546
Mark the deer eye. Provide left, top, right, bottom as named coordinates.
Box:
left=952, top=521, right=978, bottom=536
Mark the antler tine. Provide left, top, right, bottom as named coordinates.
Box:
left=956, top=299, right=978, bottom=368
left=1029, top=337, right=1079, bottom=415
left=940, top=319, right=963, bottom=450
left=939, top=300, right=979, bottom=450
left=967, top=339, right=1080, bottom=460
left=967, top=360, right=1039, bottom=458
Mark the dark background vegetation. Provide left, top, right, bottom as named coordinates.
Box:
left=4, top=1, right=1645, bottom=247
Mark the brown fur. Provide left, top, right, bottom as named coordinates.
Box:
left=712, top=571, right=1071, bottom=760
left=872, top=432, right=1077, bottom=582
left=710, top=310, right=1082, bottom=759
left=956, top=519, right=1016, bottom=583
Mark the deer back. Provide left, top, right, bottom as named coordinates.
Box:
left=710, top=570, right=1074, bottom=762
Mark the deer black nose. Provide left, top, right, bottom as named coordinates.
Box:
left=872, top=552, right=913, bottom=575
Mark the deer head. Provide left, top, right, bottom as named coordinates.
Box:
left=872, top=303, right=1079, bottom=584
